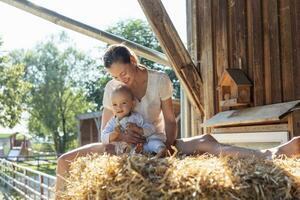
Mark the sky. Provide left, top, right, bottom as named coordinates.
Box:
left=0, top=0, right=187, bottom=53
left=0, top=0, right=187, bottom=133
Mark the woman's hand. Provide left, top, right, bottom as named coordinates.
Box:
left=118, top=123, right=146, bottom=144
left=126, top=123, right=144, bottom=135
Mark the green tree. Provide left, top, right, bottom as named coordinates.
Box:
left=11, top=33, right=97, bottom=154
left=0, top=39, right=31, bottom=128
left=85, top=73, right=111, bottom=111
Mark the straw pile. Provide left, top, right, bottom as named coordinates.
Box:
left=61, top=153, right=300, bottom=200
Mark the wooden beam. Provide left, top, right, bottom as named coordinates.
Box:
left=0, top=0, right=169, bottom=66
left=138, top=0, right=204, bottom=115
left=212, top=124, right=288, bottom=134
left=212, top=132, right=289, bottom=144
left=186, top=0, right=204, bottom=136
left=199, top=0, right=215, bottom=120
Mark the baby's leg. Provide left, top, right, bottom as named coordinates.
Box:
left=143, top=139, right=166, bottom=156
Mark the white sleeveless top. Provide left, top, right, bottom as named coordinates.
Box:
left=102, top=69, right=173, bottom=134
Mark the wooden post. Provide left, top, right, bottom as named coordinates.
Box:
left=24, top=169, right=27, bottom=196
left=138, top=0, right=204, bottom=115
left=12, top=165, right=16, bottom=187
left=198, top=0, right=215, bottom=122
left=40, top=174, right=44, bottom=198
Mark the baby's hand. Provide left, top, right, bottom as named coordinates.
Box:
left=109, top=125, right=122, bottom=142
left=114, top=125, right=122, bottom=134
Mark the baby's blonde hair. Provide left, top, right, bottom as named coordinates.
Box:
left=111, top=84, right=135, bottom=100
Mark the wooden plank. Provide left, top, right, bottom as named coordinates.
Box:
left=212, top=0, right=228, bottom=80
left=188, top=0, right=201, bottom=75
left=202, top=100, right=300, bottom=127
left=262, top=0, right=282, bottom=104
left=185, top=0, right=195, bottom=138
left=212, top=132, right=289, bottom=144
left=212, top=0, right=228, bottom=113
left=246, top=0, right=264, bottom=106
left=212, top=124, right=288, bottom=134
left=186, top=0, right=193, bottom=53
left=138, top=0, right=204, bottom=115
left=76, top=111, right=102, bottom=120
left=186, top=0, right=204, bottom=136
left=227, top=0, right=247, bottom=70
left=288, top=109, right=300, bottom=137
left=279, top=0, right=295, bottom=101
left=199, top=0, right=215, bottom=120
left=290, top=0, right=300, bottom=99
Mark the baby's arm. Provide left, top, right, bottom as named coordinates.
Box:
left=101, top=118, right=122, bottom=144
left=131, top=113, right=156, bottom=137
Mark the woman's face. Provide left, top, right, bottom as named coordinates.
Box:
left=107, top=61, right=136, bottom=86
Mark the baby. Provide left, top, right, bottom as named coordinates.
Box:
left=101, top=84, right=166, bottom=155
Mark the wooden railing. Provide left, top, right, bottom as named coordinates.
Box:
left=0, top=158, right=56, bottom=199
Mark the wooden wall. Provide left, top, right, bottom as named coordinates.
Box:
left=79, top=119, right=98, bottom=146
left=186, top=0, right=300, bottom=119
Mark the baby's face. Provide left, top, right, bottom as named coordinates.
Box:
left=111, top=91, right=135, bottom=119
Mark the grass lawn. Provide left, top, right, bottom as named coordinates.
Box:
left=0, top=133, right=14, bottom=139
left=19, top=161, right=57, bottom=176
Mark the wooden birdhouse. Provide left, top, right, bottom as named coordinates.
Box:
left=218, top=69, right=252, bottom=111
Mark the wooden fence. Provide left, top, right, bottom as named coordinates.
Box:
left=0, top=158, right=56, bottom=199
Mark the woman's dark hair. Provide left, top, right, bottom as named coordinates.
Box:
left=103, top=44, right=137, bottom=68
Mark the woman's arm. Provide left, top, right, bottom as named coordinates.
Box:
left=161, top=97, right=177, bottom=149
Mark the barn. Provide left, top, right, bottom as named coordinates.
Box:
left=2, top=0, right=300, bottom=199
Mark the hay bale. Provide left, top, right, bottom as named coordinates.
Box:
left=61, top=154, right=300, bottom=200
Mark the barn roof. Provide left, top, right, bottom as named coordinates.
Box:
left=76, top=111, right=102, bottom=120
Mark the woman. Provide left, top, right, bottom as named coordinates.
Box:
left=55, top=44, right=300, bottom=196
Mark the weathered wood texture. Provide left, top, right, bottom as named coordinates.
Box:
left=288, top=109, right=300, bottom=137
left=202, top=100, right=300, bottom=128
left=187, top=0, right=300, bottom=119
left=212, top=124, right=288, bottom=134
left=79, top=119, right=98, bottom=146
left=138, top=0, right=204, bottom=115
left=185, top=0, right=203, bottom=136
left=198, top=0, right=215, bottom=120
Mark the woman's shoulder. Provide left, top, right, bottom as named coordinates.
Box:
left=147, top=68, right=169, bottom=80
